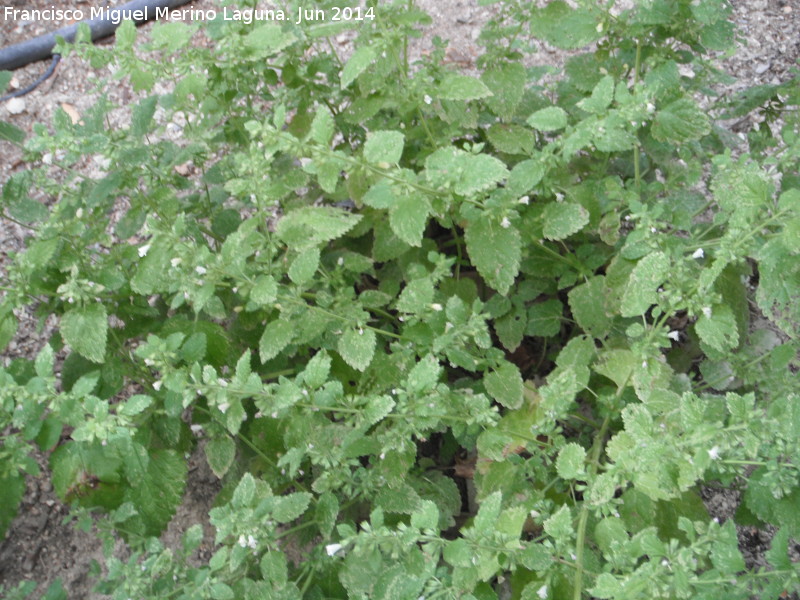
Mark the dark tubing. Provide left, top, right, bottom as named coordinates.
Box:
left=0, top=0, right=193, bottom=71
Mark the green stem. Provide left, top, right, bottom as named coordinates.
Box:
left=573, top=415, right=611, bottom=600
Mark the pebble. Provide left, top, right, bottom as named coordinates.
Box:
left=5, top=97, right=26, bottom=115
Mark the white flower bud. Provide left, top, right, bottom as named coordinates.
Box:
left=325, top=543, right=343, bottom=556
left=692, top=248, right=704, bottom=259
left=138, top=244, right=151, bottom=258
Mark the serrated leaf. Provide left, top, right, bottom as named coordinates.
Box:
left=390, top=192, right=430, bottom=247
left=652, top=98, right=711, bottom=143
left=251, top=275, right=278, bottom=306
left=338, top=327, right=376, bottom=372
left=408, top=354, right=441, bottom=394
left=0, top=120, right=25, bottom=144
left=556, top=443, right=586, bottom=479
left=276, top=207, right=362, bottom=249
left=364, top=130, right=405, bottom=164
left=474, top=491, right=503, bottom=532
left=288, top=247, right=320, bottom=285
left=131, top=96, right=157, bottom=137
left=542, top=202, right=590, bottom=240
left=529, top=0, right=603, bottom=49
left=710, top=520, right=746, bottom=573
left=127, top=449, right=187, bottom=536
left=315, top=492, right=339, bottom=538
left=341, top=45, right=376, bottom=89
left=61, top=304, right=108, bottom=364
left=411, top=500, right=439, bottom=531
left=620, top=252, right=669, bottom=317
left=0, top=474, right=25, bottom=538
left=484, top=360, right=524, bottom=409
left=527, top=106, right=568, bottom=131
left=695, top=304, right=739, bottom=354
left=568, top=276, right=612, bottom=337
left=437, top=73, right=493, bottom=101
left=482, top=62, right=526, bottom=119
left=526, top=299, right=563, bottom=337
left=309, top=107, right=334, bottom=146
left=244, top=24, right=296, bottom=57
left=273, top=492, right=312, bottom=523
left=590, top=573, right=622, bottom=599
left=578, top=75, right=614, bottom=114
left=543, top=504, right=573, bottom=539
left=396, top=278, right=434, bottom=314
left=119, top=394, right=152, bottom=418
left=259, top=318, right=295, bottom=363
left=465, top=218, right=521, bottom=295
left=303, top=351, right=331, bottom=389
left=508, top=158, right=546, bottom=195
left=494, top=305, right=526, bottom=352
left=205, top=436, right=236, bottom=478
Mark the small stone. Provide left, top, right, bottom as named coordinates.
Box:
left=5, top=97, right=26, bottom=115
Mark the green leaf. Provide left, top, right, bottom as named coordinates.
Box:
left=273, top=492, right=312, bottom=523
left=474, top=491, right=502, bottom=532
left=244, top=24, right=297, bottom=57
left=0, top=473, right=25, bottom=538
left=695, top=304, right=739, bottom=354
left=568, top=277, right=612, bottom=338
left=437, top=73, right=493, bottom=101
left=508, top=158, right=546, bottom=195
left=482, top=62, right=526, bottom=119
left=119, top=394, right=153, bottom=418
left=302, top=351, right=331, bottom=389
left=494, top=305, right=526, bottom=352
left=527, top=106, right=568, bottom=131
left=131, top=95, right=157, bottom=137
left=0, top=120, right=25, bottom=144
left=315, top=492, right=339, bottom=538
left=127, top=449, right=187, bottom=536
left=652, top=98, right=711, bottom=143
left=408, top=354, right=441, bottom=394
left=276, top=207, right=362, bottom=249
left=590, top=573, right=623, bottom=599
left=288, top=247, right=321, bottom=285
left=578, top=75, right=614, bottom=114
left=338, top=327, right=376, bottom=372
left=259, top=319, right=295, bottom=363
left=465, top=218, right=521, bottom=295
left=205, top=436, right=236, bottom=478
left=529, top=1, right=603, bottom=49
left=411, top=500, right=439, bottom=531
left=390, top=193, right=430, bottom=247
left=61, top=304, right=108, bottom=364
left=710, top=520, right=746, bottom=573
left=526, top=299, right=563, bottom=337
left=396, top=278, right=434, bottom=314
left=251, top=275, right=278, bottom=306
left=364, top=130, right=405, bottom=164
left=484, top=360, right=524, bottom=409
left=556, top=443, right=586, bottom=479
left=542, top=202, right=590, bottom=240
left=309, top=107, right=334, bottom=146
left=341, top=45, right=376, bottom=89
left=620, top=252, right=669, bottom=317
left=543, top=504, right=573, bottom=539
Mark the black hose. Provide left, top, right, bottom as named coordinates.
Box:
left=0, top=0, right=193, bottom=72
left=0, top=55, right=61, bottom=102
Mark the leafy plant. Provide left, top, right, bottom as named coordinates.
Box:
left=1, top=0, right=799, bottom=598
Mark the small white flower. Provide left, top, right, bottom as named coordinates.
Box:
left=337, top=257, right=344, bottom=266
left=667, top=330, right=680, bottom=341
left=646, top=102, right=656, bottom=113
left=537, top=584, right=548, bottom=599
left=708, top=446, right=720, bottom=460
left=555, top=192, right=564, bottom=202
left=500, top=216, right=511, bottom=229
left=153, top=380, right=162, bottom=391
left=138, top=244, right=151, bottom=258
left=238, top=534, right=247, bottom=548
left=431, top=303, right=443, bottom=312
left=702, top=306, right=712, bottom=318
left=217, top=378, right=228, bottom=388
left=650, top=227, right=657, bottom=233
left=379, top=452, right=385, bottom=460
left=624, top=215, right=631, bottom=221
left=358, top=327, right=364, bottom=335
left=76, top=208, right=84, bottom=219
left=326, top=543, right=343, bottom=556
left=170, top=257, right=182, bottom=267
left=445, top=322, right=454, bottom=332
left=218, top=402, right=230, bottom=414
left=195, top=265, right=207, bottom=275
left=190, top=424, right=203, bottom=435
left=529, top=510, right=540, bottom=518
left=423, top=94, right=432, bottom=105
left=247, top=534, right=257, bottom=549
left=692, top=248, right=704, bottom=259
left=518, top=195, right=530, bottom=205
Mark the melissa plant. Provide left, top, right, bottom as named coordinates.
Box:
left=1, top=0, right=799, bottom=598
